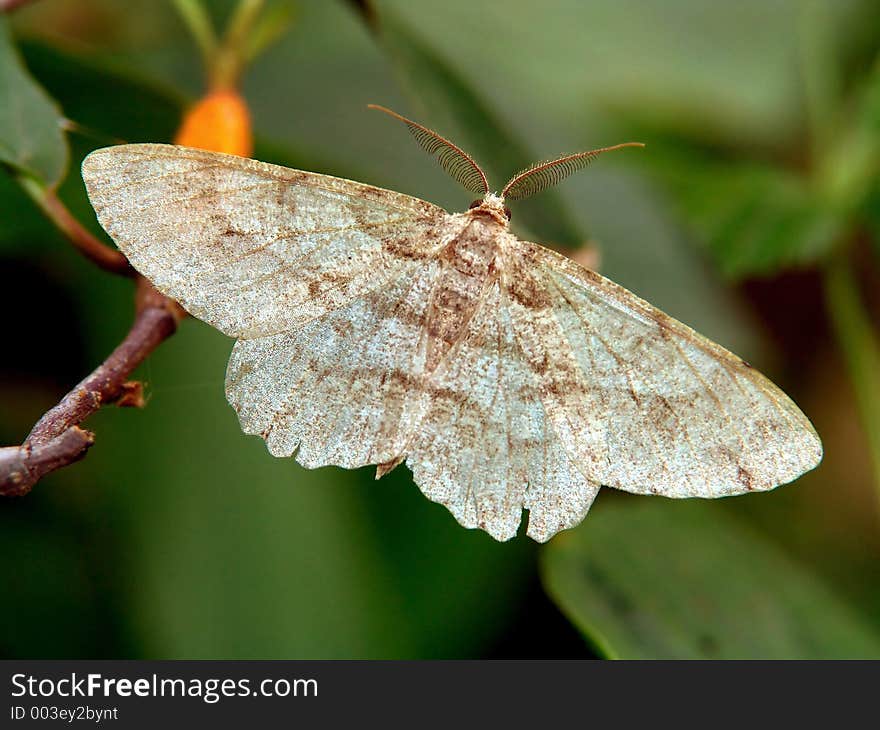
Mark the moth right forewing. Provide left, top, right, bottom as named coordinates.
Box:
left=501, top=238, right=822, bottom=498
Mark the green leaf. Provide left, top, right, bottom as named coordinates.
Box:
left=639, top=143, right=843, bottom=277
left=377, top=0, right=879, bottom=151
left=0, top=17, right=67, bottom=186
left=608, top=37, right=880, bottom=279
left=364, top=4, right=584, bottom=247
left=819, top=60, right=880, bottom=216
left=18, top=40, right=184, bottom=145
left=541, top=499, right=880, bottom=659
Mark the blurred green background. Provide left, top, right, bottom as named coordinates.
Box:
left=2, top=0, right=880, bottom=659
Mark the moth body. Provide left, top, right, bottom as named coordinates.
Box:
left=426, top=200, right=510, bottom=372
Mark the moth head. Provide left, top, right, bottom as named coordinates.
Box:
left=469, top=193, right=511, bottom=225
left=368, top=104, right=643, bottom=213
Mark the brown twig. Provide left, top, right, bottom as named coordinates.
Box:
left=0, top=428, right=94, bottom=495
left=25, top=183, right=135, bottom=277
left=0, top=277, right=185, bottom=496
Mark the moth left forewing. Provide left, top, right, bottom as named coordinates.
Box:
left=502, top=239, right=822, bottom=498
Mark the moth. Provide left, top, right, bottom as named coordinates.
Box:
left=81, top=106, right=822, bottom=542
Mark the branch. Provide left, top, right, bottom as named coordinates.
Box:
left=40, top=188, right=134, bottom=276
left=0, top=277, right=185, bottom=496
left=18, top=176, right=134, bottom=277
left=0, top=428, right=94, bottom=495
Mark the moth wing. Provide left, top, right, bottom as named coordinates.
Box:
left=405, top=280, right=600, bottom=542
left=502, top=239, right=822, bottom=498
left=225, top=257, right=441, bottom=470
left=82, top=143, right=445, bottom=338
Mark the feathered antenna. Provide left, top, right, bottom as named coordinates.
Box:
left=501, top=142, right=644, bottom=200
left=368, top=104, right=490, bottom=197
